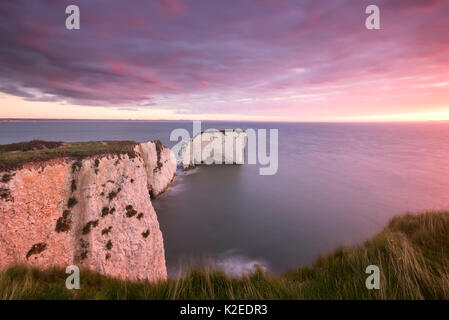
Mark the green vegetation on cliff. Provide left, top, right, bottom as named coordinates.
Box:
left=0, top=211, right=448, bottom=300
left=0, top=140, right=137, bottom=171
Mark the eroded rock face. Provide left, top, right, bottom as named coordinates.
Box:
left=0, top=141, right=175, bottom=282
left=137, top=141, right=177, bottom=198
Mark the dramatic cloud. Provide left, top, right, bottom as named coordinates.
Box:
left=0, top=0, right=448, bottom=118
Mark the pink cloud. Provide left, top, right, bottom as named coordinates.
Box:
left=199, top=80, right=210, bottom=88
left=158, top=0, right=186, bottom=14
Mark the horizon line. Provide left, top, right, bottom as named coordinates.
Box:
left=1, top=118, right=449, bottom=124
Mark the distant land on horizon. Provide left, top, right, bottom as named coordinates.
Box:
left=1, top=118, right=449, bottom=124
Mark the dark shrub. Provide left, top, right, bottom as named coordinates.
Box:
left=101, top=207, right=109, bottom=217
left=26, top=243, right=47, bottom=259
left=125, top=205, right=137, bottom=218
left=0, top=188, right=11, bottom=201
left=1, top=174, right=12, bottom=183
left=72, top=160, right=82, bottom=172
left=108, top=191, right=117, bottom=201
left=101, top=226, right=112, bottom=235
left=67, top=197, right=78, bottom=208
left=80, top=250, right=88, bottom=260
left=55, top=216, right=71, bottom=233
left=82, top=220, right=99, bottom=235
left=71, top=179, right=77, bottom=192
left=142, top=230, right=150, bottom=238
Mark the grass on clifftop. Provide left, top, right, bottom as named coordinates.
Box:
left=0, top=140, right=137, bottom=171
left=1, top=211, right=448, bottom=300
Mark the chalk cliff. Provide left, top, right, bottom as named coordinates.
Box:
left=138, top=140, right=177, bottom=198
left=0, top=141, right=176, bottom=282
left=180, top=130, right=247, bottom=170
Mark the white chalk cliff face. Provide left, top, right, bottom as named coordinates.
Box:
left=180, top=130, right=247, bottom=170
left=0, top=141, right=176, bottom=282
left=138, top=140, right=177, bottom=198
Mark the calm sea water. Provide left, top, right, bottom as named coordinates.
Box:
left=1, top=120, right=449, bottom=276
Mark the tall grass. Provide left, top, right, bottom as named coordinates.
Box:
left=1, top=211, right=448, bottom=300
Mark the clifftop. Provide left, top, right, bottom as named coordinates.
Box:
left=0, top=140, right=138, bottom=171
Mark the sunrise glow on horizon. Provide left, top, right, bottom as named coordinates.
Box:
left=1, top=0, right=449, bottom=122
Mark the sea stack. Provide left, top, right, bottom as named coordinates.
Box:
left=180, top=129, right=247, bottom=170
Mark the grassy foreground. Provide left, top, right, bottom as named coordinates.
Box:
left=1, top=211, right=448, bottom=300
left=0, top=140, right=137, bottom=171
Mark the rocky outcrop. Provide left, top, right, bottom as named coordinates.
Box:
left=0, top=141, right=176, bottom=282
left=138, top=140, right=177, bottom=198
left=180, top=130, right=247, bottom=170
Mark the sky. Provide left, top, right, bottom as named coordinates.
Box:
left=0, top=0, right=449, bottom=121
